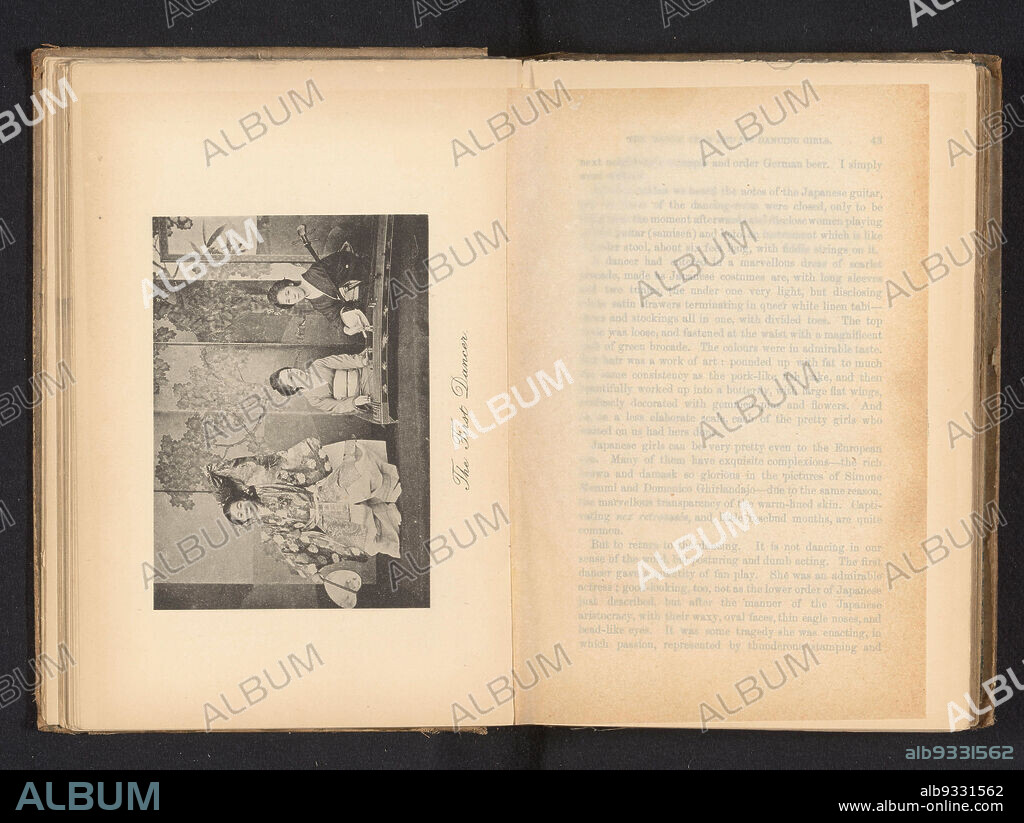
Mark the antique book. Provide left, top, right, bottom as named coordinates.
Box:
left=33, top=48, right=1001, bottom=732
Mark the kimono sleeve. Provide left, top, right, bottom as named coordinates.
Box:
left=274, top=437, right=330, bottom=486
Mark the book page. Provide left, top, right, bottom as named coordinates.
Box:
left=508, top=59, right=980, bottom=729
left=41, top=54, right=518, bottom=730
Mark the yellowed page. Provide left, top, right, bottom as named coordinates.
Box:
left=42, top=55, right=517, bottom=731
left=509, top=59, right=979, bottom=730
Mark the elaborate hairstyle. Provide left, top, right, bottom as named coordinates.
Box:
left=212, top=453, right=281, bottom=476
left=267, top=279, right=302, bottom=307
left=207, top=469, right=261, bottom=523
left=269, top=367, right=301, bottom=397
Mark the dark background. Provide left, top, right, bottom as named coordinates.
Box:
left=1, top=0, right=1021, bottom=770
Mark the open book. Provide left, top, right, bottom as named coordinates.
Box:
left=34, top=49, right=1001, bottom=732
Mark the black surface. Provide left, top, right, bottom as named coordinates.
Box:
left=1, top=0, right=1022, bottom=771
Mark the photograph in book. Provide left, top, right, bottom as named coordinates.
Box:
left=151, top=214, right=430, bottom=610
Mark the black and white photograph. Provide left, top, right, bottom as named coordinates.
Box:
left=151, top=214, right=430, bottom=609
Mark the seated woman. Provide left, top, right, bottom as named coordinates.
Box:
left=267, top=230, right=374, bottom=348
left=269, top=352, right=381, bottom=417
left=267, top=271, right=372, bottom=338
left=207, top=437, right=402, bottom=578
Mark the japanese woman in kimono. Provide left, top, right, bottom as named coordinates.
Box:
left=207, top=436, right=402, bottom=580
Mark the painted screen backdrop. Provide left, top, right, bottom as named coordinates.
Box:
left=152, top=214, right=429, bottom=609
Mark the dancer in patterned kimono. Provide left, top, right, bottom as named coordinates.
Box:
left=207, top=436, right=402, bottom=580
